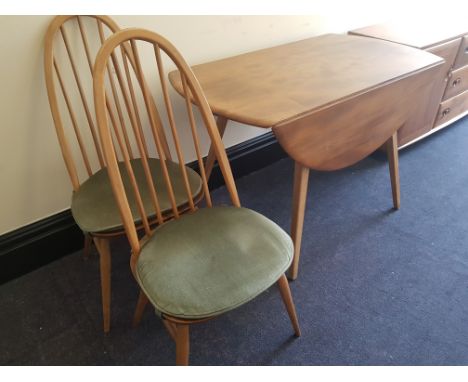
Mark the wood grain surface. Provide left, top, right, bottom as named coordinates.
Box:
left=170, top=33, right=443, bottom=129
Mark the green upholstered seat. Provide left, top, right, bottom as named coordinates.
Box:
left=135, top=206, right=293, bottom=319
left=71, top=158, right=203, bottom=234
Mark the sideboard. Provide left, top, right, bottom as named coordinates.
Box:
left=350, top=20, right=468, bottom=147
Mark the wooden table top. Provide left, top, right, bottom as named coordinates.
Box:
left=169, top=33, right=443, bottom=128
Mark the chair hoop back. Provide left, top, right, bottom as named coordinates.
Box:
left=93, top=28, right=240, bottom=255
left=44, top=16, right=124, bottom=190
left=45, top=16, right=174, bottom=190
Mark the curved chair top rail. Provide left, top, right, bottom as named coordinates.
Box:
left=93, top=28, right=240, bottom=255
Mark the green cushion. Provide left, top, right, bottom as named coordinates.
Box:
left=136, top=206, right=293, bottom=319
left=71, top=158, right=203, bottom=233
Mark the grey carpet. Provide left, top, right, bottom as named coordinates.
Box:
left=1, top=116, right=468, bottom=365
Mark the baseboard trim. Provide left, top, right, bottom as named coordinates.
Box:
left=201, top=131, right=287, bottom=190
left=0, top=210, right=83, bottom=285
left=0, top=131, right=286, bottom=284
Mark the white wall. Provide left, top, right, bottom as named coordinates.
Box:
left=0, top=14, right=394, bottom=235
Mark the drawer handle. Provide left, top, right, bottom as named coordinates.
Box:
left=442, top=108, right=451, bottom=117
left=452, top=78, right=462, bottom=87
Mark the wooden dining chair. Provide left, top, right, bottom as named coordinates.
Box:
left=44, top=16, right=203, bottom=333
left=93, top=28, right=301, bottom=365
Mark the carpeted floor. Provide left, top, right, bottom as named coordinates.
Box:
left=1, top=116, right=468, bottom=365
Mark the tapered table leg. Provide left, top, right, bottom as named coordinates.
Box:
left=386, top=131, right=400, bottom=210
left=288, top=161, right=310, bottom=280
left=277, top=274, right=301, bottom=336
left=205, top=116, right=228, bottom=180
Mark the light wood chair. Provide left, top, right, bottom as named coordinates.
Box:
left=44, top=16, right=203, bottom=333
left=93, top=28, right=301, bottom=365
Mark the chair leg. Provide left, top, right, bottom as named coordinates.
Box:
left=132, top=289, right=149, bottom=328
left=386, top=131, right=400, bottom=210
left=83, top=233, right=92, bottom=259
left=93, top=237, right=112, bottom=334
left=278, top=274, right=301, bottom=337
left=204, top=116, right=228, bottom=180
left=288, top=161, right=310, bottom=280
left=175, top=323, right=190, bottom=366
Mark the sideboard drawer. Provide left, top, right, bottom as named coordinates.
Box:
left=435, top=90, right=468, bottom=127
left=443, top=65, right=468, bottom=100
left=454, top=34, right=468, bottom=69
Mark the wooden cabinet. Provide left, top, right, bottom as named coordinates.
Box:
left=350, top=21, right=468, bottom=148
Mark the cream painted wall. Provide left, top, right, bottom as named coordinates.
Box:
left=0, top=14, right=393, bottom=235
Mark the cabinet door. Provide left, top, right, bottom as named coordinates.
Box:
left=398, top=38, right=461, bottom=146
left=453, top=34, right=468, bottom=69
